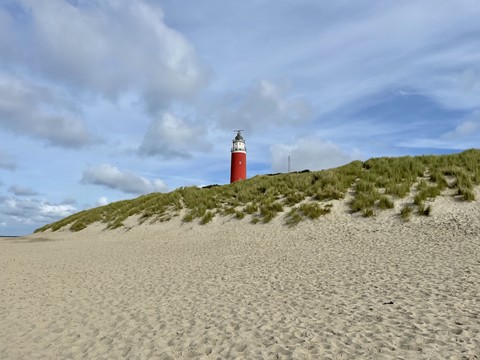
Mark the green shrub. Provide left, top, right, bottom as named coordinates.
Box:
left=414, top=194, right=424, bottom=206
left=245, top=203, right=257, bottom=214
left=182, top=211, right=194, bottom=223
left=314, top=184, right=344, bottom=201
left=356, top=180, right=375, bottom=193
left=429, top=171, right=447, bottom=188
left=459, top=188, right=475, bottom=201
left=235, top=210, right=245, bottom=219
left=387, top=183, right=411, bottom=198
left=418, top=203, right=431, bottom=216
left=261, top=211, right=276, bottom=223
left=378, top=195, right=394, bottom=209
left=260, top=202, right=284, bottom=223
left=363, top=208, right=374, bottom=217
left=400, top=205, right=413, bottom=221
left=299, top=203, right=330, bottom=219
left=200, top=211, right=214, bottom=224
left=270, top=202, right=284, bottom=212
left=285, top=208, right=303, bottom=227
left=283, top=192, right=305, bottom=206
left=108, top=220, right=124, bottom=230
left=425, top=185, right=442, bottom=198
left=158, top=215, right=171, bottom=222
left=351, top=191, right=378, bottom=212
left=70, top=222, right=87, bottom=232
left=416, top=180, right=429, bottom=193
left=222, top=206, right=236, bottom=215
left=456, top=169, right=473, bottom=189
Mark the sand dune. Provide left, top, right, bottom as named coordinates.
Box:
left=1, top=192, right=479, bottom=359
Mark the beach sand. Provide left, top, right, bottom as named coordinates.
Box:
left=1, top=193, right=479, bottom=359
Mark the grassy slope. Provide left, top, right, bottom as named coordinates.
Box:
left=35, top=149, right=480, bottom=233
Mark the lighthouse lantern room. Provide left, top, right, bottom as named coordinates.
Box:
left=230, top=130, right=247, bottom=183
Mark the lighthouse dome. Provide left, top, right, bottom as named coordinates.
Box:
left=234, top=132, right=244, bottom=141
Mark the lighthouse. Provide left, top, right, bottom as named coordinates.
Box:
left=230, top=130, right=247, bottom=183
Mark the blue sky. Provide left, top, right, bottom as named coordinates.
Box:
left=1, top=0, right=480, bottom=235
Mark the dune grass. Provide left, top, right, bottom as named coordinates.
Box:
left=400, top=204, right=413, bottom=221
left=35, top=149, right=480, bottom=232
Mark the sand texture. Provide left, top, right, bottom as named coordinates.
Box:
left=1, top=193, right=479, bottom=359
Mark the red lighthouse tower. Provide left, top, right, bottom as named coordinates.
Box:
left=230, top=130, right=247, bottom=183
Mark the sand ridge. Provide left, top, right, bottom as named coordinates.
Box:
left=0, top=193, right=479, bottom=359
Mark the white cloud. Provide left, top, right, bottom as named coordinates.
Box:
left=139, top=112, right=210, bottom=158
left=0, top=196, right=77, bottom=227
left=0, top=76, right=97, bottom=147
left=39, top=203, right=77, bottom=219
left=214, top=80, right=313, bottom=131
left=96, top=196, right=109, bottom=207
left=81, top=164, right=168, bottom=194
left=270, top=136, right=359, bottom=172
left=0, top=0, right=208, bottom=113
left=443, top=121, right=479, bottom=139
left=200, top=1, right=480, bottom=118
left=8, top=185, right=39, bottom=196
left=442, top=111, right=480, bottom=140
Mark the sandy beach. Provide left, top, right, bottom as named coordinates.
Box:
left=1, top=193, right=479, bottom=359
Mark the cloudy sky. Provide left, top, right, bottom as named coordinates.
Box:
left=1, top=0, right=480, bottom=235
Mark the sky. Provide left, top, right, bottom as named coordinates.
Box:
left=1, top=0, right=480, bottom=235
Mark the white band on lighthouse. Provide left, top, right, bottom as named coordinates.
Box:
left=231, top=143, right=246, bottom=152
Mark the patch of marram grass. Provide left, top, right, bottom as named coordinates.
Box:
left=351, top=190, right=379, bottom=213
left=260, top=202, right=283, bottom=223
left=458, top=187, right=475, bottom=201
left=285, top=208, right=303, bottom=227
left=378, top=195, right=394, bottom=209
left=283, top=191, right=305, bottom=206
left=70, top=221, right=87, bottom=232
left=222, top=206, right=236, bottom=216
left=299, top=203, right=330, bottom=219
left=245, top=203, right=257, bottom=214
left=108, top=220, right=124, bottom=230
left=182, top=211, right=194, bottom=223
left=363, top=208, right=375, bottom=217
left=34, top=149, right=480, bottom=232
left=356, top=180, right=376, bottom=193
left=386, top=183, right=411, bottom=198
left=429, top=170, right=448, bottom=188
left=413, top=194, right=424, bottom=207
left=314, top=184, right=343, bottom=201
left=235, top=210, right=245, bottom=219
left=400, top=204, right=413, bottom=221
left=200, top=211, right=214, bottom=225
left=284, top=202, right=331, bottom=226
left=418, top=202, right=432, bottom=216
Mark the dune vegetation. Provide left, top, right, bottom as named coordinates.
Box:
left=35, top=149, right=480, bottom=233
